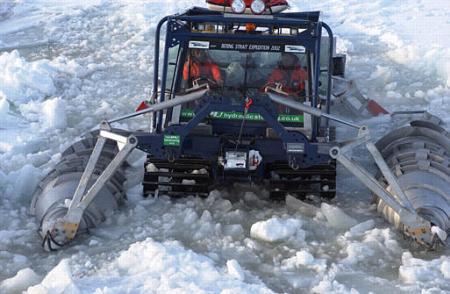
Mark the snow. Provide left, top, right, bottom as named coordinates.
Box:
left=0, top=50, right=57, bottom=103
left=399, top=252, right=450, bottom=289
left=27, top=238, right=273, bottom=293
left=0, top=0, right=104, bottom=35
left=41, top=98, right=67, bottom=129
left=0, top=268, right=41, bottom=293
left=223, top=224, right=244, bottom=238
left=312, top=268, right=360, bottom=294
left=226, top=259, right=245, bottom=281
left=442, top=261, right=450, bottom=279
left=18, top=97, right=68, bottom=130
left=281, top=250, right=327, bottom=273
left=0, top=93, right=9, bottom=114
left=11, top=164, right=41, bottom=200
left=338, top=227, right=404, bottom=267
left=27, top=259, right=80, bottom=294
left=250, top=217, right=303, bottom=243
left=0, top=0, right=449, bottom=293
left=296, top=0, right=450, bottom=122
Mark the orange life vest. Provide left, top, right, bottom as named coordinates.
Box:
left=266, top=66, right=307, bottom=94
left=183, top=58, right=222, bottom=83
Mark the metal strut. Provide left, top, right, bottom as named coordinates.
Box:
left=41, top=87, right=210, bottom=250
left=49, top=122, right=138, bottom=245
left=267, top=91, right=447, bottom=247
left=329, top=134, right=436, bottom=247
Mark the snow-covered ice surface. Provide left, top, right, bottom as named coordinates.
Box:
left=0, top=0, right=449, bottom=293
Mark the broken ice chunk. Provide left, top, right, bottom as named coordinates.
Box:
left=27, top=259, right=80, bottom=293
left=226, top=259, right=245, bottom=281
left=0, top=268, right=41, bottom=293
left=320, top=203, right=357, bottom=230
left=250, top=217, right=302, bottom=242
left=344, top=220, right=375, bottom=238
left=286, top=195, right=319, bottom=217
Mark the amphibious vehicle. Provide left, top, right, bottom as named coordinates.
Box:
left=31, top=0, right=449, bottom=251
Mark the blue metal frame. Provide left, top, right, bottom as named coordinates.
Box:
left=141, top=7, right=335, bottom=169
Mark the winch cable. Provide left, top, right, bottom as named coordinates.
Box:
left=235, top=97, right=253, bottom=150
left=235, top=53, right=252, bottom=150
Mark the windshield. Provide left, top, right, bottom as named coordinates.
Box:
left=181, top=48, right=310, bottom=104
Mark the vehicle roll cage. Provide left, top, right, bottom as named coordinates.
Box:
left=151, top=7, right=334, bottom=136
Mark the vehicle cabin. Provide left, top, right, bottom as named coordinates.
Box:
left=152, top=7, right=336, bottom=143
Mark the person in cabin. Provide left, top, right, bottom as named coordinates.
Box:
left=265, top=52, right=307, bottom=98
left=183, top=49, right=223, bottom=87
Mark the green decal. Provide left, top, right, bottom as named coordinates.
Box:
left=209, top=111, right=264, bottom=121
left=181, top=109, right=195, bottom=118
left=278, top=114, right=304, bottom=123
left=180, top=108, right=303, bottom=123
left=164, top=135, right=180, bottom=146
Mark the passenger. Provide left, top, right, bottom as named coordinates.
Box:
left=183, top=49, right=223, bottom=87
left=266, top=52, right=307, bottom=97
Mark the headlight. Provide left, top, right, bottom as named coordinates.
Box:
left=250, top=0, right=266, bottom=14
left=231, top=0, right=246, bottom=14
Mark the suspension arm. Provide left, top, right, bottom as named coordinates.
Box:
left=51, top=123, right=138, bottom=244
left=329, top=145, right=436, bottom=246
left=267, top=91, right=361, bottom=129
left=267, top=92, right=443, bottom=246
left=108, top=87, right=208, bottom=124
left=268, top=92, right=414, bottom=209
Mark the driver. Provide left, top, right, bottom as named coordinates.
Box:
left=265, top=52, right=307, bottom=97
left=183, top=49, right=223, bottom=87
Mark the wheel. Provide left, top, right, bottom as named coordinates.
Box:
left=30, top=131, right=129, bottom=250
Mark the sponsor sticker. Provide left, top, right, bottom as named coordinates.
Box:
left=210, top=111, right=263, bottom=121
left=285, top=45, right=306, bottom=53
left=180, top=109, right=304, bottom=123
left=278, top=114, right=304, bottom=123
left=163, top=135, right=180, bottom=146
left=188, top=41, right=307, bottom=53
left=209, top=41, right=283, bottom=52
left=188, top=41, right=210, bottom=49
